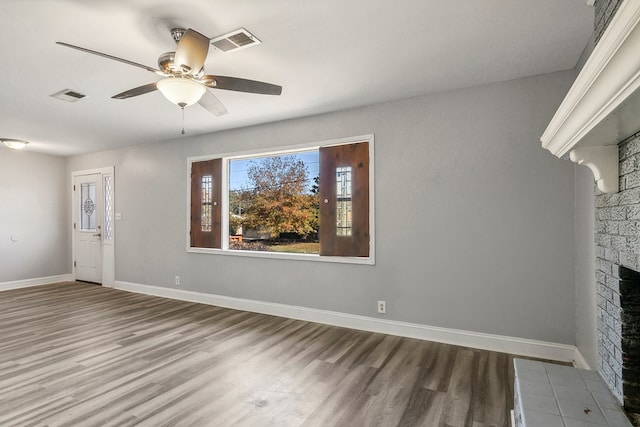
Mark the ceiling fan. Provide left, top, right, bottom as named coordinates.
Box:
left=56, top=28, right=282, bottom=119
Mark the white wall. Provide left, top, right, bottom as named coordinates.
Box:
left=67, top=70, right=579, bottom=344
left=0, top=149, right=69, bottom=282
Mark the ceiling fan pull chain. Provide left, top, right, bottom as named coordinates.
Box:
left=181, top=105, right=186, bottom=135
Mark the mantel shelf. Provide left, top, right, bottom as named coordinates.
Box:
left=540, top=1, right=640, bottom=193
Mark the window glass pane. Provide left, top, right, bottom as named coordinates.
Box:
left=80, top=182, right=97, bottom=231
left=228, top=151, right=319, bottom=253
left=201, top=175, right=212, bottom=232
left=104, top=176, right=113, bottom=240
left=336, top=167, right=352, bottom=236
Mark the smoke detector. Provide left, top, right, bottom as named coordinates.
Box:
left=210, top=28, right=261, bottom=53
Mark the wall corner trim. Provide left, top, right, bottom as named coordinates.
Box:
left=0, top=274, right=74, bottom=292
left=114, top=280, right=580, bottom=364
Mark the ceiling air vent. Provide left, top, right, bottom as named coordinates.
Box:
left=50, top=89, right=87, bottom=103
left=211, top=28, right=261, bottom=53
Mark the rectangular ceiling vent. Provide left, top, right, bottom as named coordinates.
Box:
left=211, top=28, right=261, bottom=53
left=50, top=89, right=87, bottom=103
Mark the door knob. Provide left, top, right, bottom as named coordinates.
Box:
left=93, top=233, right=102, bottom=237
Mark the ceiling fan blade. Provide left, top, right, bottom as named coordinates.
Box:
left=174, top=29, right=209, bottom=75
left=198, top=90, right=228, bottom=116
left=202, top=75, right=282, bottom=95
left=112, top=82, right=158, bottom=99
left=56, top=42, right=162, bottom=75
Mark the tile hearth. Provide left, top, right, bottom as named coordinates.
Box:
left=513, top=359, right=631, bottom=426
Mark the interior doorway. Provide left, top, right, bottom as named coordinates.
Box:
left=72, top=167, right=115, bottom=286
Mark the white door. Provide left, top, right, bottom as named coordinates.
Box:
left=74, top=173, right=103, bottom=283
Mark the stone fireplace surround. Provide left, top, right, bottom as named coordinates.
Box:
left=595, top=134, right=640, bottom=408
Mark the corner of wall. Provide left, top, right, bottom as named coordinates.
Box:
left=574, top=164, right=599, bottom=370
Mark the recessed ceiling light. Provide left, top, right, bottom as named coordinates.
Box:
left=1, top=139, right=29, bottom=150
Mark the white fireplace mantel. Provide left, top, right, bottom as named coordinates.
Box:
left=541, top=1, right=640, bottom=193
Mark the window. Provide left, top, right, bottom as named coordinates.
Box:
left=80, top=182, right=97, bottom=231
left=104, top=175, right=114, bottom=241
left=336, top=167, right=353, bottom=237
left=189, top=136, right=373, bottom=263
left=229, top=151, right=320, bottom=254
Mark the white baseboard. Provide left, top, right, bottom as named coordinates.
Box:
left=0, top=274, right=74, bottom=292
left=572, top=348, right=592, bottom=370
left=114, top=280, right=580, bottom=364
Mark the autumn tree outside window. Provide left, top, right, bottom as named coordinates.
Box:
left=188, top=136, right=373, bottom=263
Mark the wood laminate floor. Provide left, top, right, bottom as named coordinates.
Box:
left=0, top=282, right=517, bottom=427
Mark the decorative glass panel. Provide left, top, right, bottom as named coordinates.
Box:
left=80, top=182, right=97, bottom=231
left=336, top=166, right=352, bottom=236
left=201, top=175, right=212, bottom=232
left=104, top=175, right=113, bottom=240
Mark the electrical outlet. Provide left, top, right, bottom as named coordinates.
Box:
left=175, top=275, right=180, bottom=286
left=377, top=300, right=386, bottom=314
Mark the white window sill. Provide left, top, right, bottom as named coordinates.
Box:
left=187, top=247, right=375, bottom=265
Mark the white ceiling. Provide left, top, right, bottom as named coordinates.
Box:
left=0, top=0, right=594, bottom=156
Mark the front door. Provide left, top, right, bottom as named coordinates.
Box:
left=74, top=173, right=103, bottom=283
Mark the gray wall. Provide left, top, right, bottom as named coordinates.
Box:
left=0, top=149, right=69, bottom=282
left=68, top=70, right=578, bottom=344
left=574, top=166, right=598, bottom=368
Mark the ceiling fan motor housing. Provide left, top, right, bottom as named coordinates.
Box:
left=158, top=51, right=176, bottom=73
left=158, top=52, right=204, bottom=77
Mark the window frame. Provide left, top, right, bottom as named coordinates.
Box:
left=186, top=134, right=375, bottom=265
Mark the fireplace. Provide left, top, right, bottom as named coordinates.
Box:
left=621, top=266, right=640, bottom=419
left=594, top=134, right=640, bottom=412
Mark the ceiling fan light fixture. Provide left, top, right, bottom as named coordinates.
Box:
left=157, top=77, right=206, bottom=107
left=1, top=139, right=29, bottom=150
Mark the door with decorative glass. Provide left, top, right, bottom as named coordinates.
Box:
left=74, top=173, right=103, bottom=283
